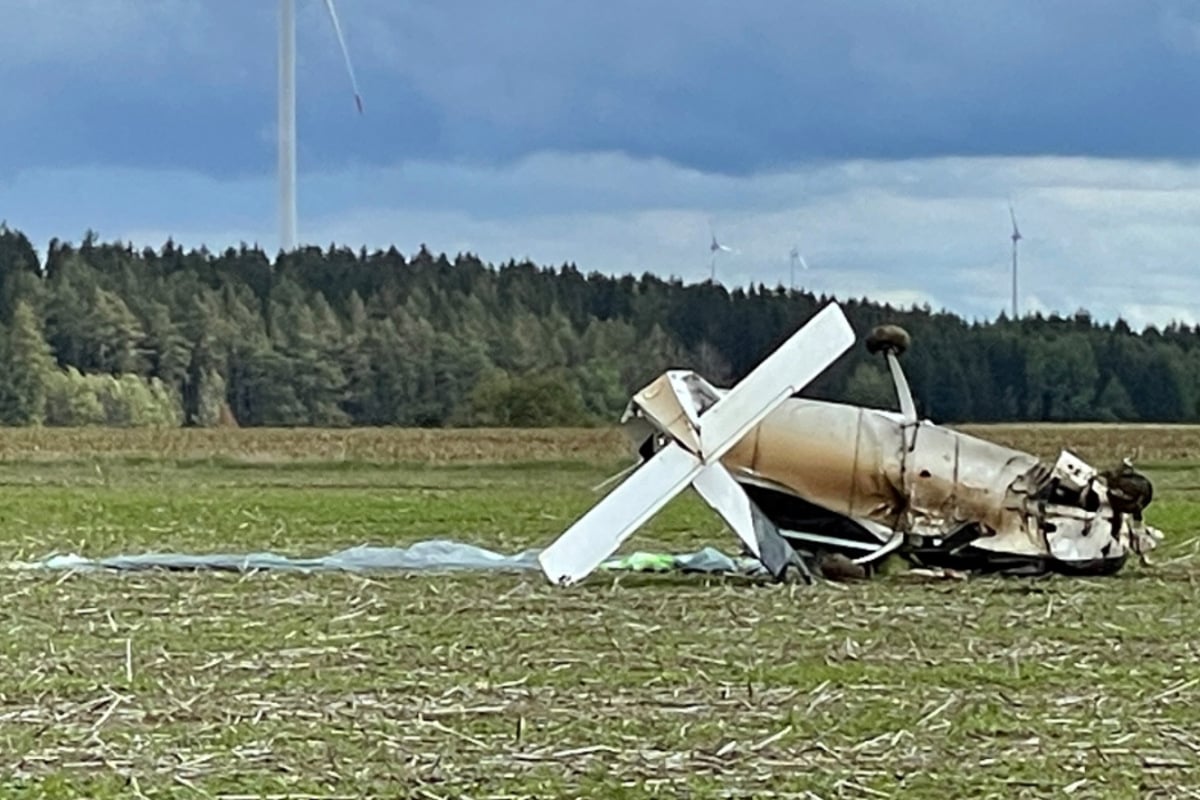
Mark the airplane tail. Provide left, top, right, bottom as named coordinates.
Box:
left=537, top=302, right=856, bottom=586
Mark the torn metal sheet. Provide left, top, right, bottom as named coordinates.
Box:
left=538, top=301, right=1165, bottom=586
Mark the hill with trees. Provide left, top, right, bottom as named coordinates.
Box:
left=0, top=223, right=1192, bottom=427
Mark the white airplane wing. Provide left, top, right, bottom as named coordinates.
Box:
left=537, top=302, right=856, bottom=585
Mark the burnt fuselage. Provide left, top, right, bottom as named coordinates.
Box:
left=715, top=397, right=1139, bottom=575
left=622, top=371, right=1157, bottom=577
left=721, top=399, right=1034, bottom=532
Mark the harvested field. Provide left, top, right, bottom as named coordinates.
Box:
left=955, top=423, right=1200, bottom=466
left=1, top=421, right=1199, bottom=466
left=0, top=426, right=628, bottom=465
left=0, top=425, right=1197, bottom=797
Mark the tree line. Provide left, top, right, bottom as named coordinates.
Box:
left=0, top=222, right=1193, bottom=427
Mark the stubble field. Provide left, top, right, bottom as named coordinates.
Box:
left=1, top=425, right=1199, bottom=798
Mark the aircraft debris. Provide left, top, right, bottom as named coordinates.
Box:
left=538, top=302, right=1164, bottom=586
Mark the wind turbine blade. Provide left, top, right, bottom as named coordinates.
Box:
left=323, top=0, right=364, bottom=113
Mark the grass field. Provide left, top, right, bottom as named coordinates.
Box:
left=1, top=426, right=1200, bottom=797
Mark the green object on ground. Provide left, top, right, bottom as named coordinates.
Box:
left=599, top=551, right=678, bottom=572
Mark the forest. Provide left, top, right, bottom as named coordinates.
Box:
left=0, top=222, right=1192, bottom=427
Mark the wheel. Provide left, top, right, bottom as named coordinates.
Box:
left=865, top=324, right=911, bottom=356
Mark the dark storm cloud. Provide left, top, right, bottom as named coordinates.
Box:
left=2, top=0, right=1199, bottom=179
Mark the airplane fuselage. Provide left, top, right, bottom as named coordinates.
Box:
left=721, top=398, right=1038, bottom=541
left=714, top=396, right=1144, bottom=572
left=540, top=303, right=1162, bottom=587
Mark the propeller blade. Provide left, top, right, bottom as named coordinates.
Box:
left=322, top=0, right=364, bottom=113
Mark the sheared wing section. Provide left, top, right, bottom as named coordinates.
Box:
left=537, top=443, right=703, bottom=585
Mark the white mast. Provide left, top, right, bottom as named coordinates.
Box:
left=1009, top=202, right=1021, bottom=319
left=278, top=0, right=297, bottom=252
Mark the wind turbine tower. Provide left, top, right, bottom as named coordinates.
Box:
left=1009, top=203, right=1021, bottom=320
left=278, top=0, right=364, bottom=253
left=788, top=244, right=808, bottom=291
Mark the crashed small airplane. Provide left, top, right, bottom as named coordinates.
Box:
left=538, top=302, right=1163, bottom=585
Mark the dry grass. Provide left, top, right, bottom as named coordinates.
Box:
left=954, top=423, right=1200, bottom=466
left=0, top=426, right=628, bottom=465
left=1, top=422, right=1199, bottom=467
left=5, top=563, right=1200, bottom=797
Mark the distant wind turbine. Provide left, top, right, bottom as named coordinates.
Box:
left=788, top=244, right=809, bottom=290
left=1008, top=202, right=1022, bottom=319
left=278, top=0, right=364, bottom=253
left=709, top=224, right=734, bottom=282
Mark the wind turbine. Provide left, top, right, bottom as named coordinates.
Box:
left=1008, top=202, right=1022, bottom=319
left=278, top=0, right=364, bottom=253
left=709, top=224, right=734, bottom=282
left=788, top=244, right=809, bottom=291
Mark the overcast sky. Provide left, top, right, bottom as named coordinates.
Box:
left=3, top=0, right=1200, bottom=327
